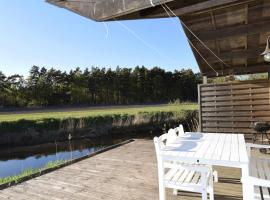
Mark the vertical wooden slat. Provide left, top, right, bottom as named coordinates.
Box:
left=214, top=84, right=218, bottom=132
left=249, top=85, right=253, bottom=128
left=203, top=76, right=208, bottom=84
left=198, top=84, right=202, bottom=132
left=231, top=83, right=235, bottom=133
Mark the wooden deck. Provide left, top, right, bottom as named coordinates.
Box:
left=0, top=140, right=243, bottom=200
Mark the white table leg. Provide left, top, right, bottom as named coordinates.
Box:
left=242, top=164, right=254, bottom=200
left=157, top=156, right=166, bottom=200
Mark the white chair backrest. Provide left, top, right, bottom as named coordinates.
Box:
left=166, top=129, right=177, bottom=145
left=154, top=134, right=165, bottom=156
left=154, top=133, right=166, bottom=148
left=176, top=124, right=185, bottom=136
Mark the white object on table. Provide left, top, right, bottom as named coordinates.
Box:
left=159, top=132, right=251, bottom=200
left=176, top=124, right=185, bottom=136
left=166, top=129, right=178, bottom=145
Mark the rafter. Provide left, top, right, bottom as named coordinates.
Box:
left=203, top=47, right=264, bottom=63
left=142, top=0, right=251, bottom=18
left=194, top=19, right=270, bottom=41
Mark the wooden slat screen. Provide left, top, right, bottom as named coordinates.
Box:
left=198, top=80, right=270, bottom=134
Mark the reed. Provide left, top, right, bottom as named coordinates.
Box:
left=0, top=160, right=66, bottom=185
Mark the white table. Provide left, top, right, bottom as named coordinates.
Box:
left=160, top=132, right=251, bottom=200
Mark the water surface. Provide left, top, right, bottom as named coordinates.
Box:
left=0, top=138, right=117, bottom=178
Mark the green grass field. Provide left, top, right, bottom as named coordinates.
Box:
left=0, top=104, right=197, bottom=122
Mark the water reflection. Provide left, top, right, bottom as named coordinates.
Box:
left=0, top=138, right=116, bottom=178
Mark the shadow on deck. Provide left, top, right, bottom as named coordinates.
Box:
left=0, top=140, right=242, bottom=200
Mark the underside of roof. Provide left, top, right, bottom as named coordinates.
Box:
left=47, top=0, right=270, bottom=77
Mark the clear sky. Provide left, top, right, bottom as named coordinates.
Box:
left=0, top=0, right=198, bottom=77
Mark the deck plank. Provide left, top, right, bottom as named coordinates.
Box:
left=0, top=140, right=243, bottom=200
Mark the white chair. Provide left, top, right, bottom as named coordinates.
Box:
left=176, top=124, right=185, bottom=136
left=154, top=135, right=214, bottom=200
left=242, top=143, right=270, bottom=200
left=164, top=129, right=180, bottom=195
left=165, top=127, right=218, bottom=185
left=166, top=129, right=178, bottom=145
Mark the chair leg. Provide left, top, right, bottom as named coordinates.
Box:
left=159, top=185, right=166, bottom=200
left=209, top=177, right=214, bottom=200
left=157, top=157, right=166, bottom=200
left=202, top=190, right=207, bottom=200
left=209, top=189, right=214, bottom=200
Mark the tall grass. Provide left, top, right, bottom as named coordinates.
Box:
left=0, top=104, right=198, bottom=147
left=0, top=104, right=198, bottom=134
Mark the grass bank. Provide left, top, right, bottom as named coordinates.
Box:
left=0, top=104, right=197, bottom=122
left=0, top=104, right=198, bottom=147
left=0, top=160, right=65, bottom=185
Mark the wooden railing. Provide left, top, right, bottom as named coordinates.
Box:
left=198, top=80, right=270, bottom=134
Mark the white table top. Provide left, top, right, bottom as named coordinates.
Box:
left=160, top=132, right=249, bottom=168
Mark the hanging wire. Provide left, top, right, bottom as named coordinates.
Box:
left=122, top=0, right=126, bottom=10
left=114, top=19, right=178, bottom=64
left=164, top=3, right=230, bottom=68
left=161, top=4, right=219, bottom=76
left=102, top=22, right=109, bottom=39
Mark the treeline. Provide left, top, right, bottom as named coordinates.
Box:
left=0, top=66, right=201, bottom=107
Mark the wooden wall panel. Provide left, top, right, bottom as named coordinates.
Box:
left=198, top=80, right=270, bottom=135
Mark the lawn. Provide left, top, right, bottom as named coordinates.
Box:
left=0, top=104, right=197, bottom=122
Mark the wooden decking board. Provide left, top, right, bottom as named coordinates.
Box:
left=0, top=140, right=243, bottom=200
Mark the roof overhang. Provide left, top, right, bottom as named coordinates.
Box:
left=47, top=0, right=270, bottom=77
left=46, top=0, right=176, bottom=22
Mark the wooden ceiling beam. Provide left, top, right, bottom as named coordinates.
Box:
left=143, top=0, right=250, bottom=18
left=194, top=19, right=270, bottom=41
left=203, top=47, right=265, bottom=63
left=173, top=0, right=245, bottom=16
left=141, top=0, right=247, bottom=18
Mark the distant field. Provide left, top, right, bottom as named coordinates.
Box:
left=0, top=104, right=198, bottom=122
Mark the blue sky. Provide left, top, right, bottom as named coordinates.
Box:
left=0, top=0, right=198, bottom=77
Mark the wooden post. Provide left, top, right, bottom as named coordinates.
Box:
left=203, top=76, right=208, bottom=84
left=198, top=84, right=202, bottom=132
left=198, top=76, right=207, bottom=132
left=229, top=75, right=235, bottom=81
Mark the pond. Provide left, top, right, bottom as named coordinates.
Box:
left=0, top=137, right=123, bottom=178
